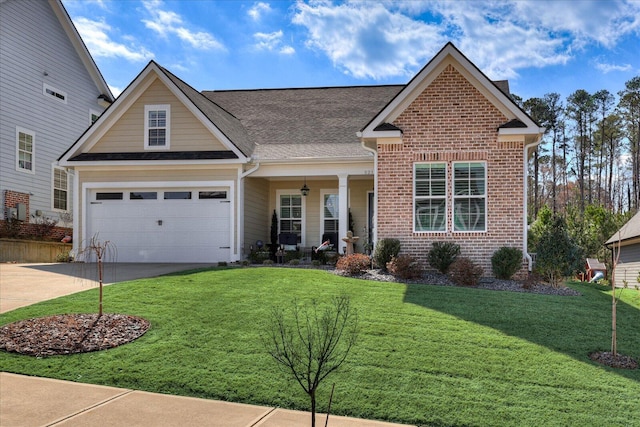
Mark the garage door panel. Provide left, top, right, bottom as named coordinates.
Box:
left=87, top=187, right=231, bottom=263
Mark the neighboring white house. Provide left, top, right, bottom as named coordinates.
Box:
left=0, top=0, right=112, bottom=237
left=606, top=210, right=640, bottom=287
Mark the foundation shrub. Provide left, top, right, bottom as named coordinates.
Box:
left=491, top=247, right=523, bottom=280
left=387, top=255, right=423, bottom=280
left=427, top=242, right=461, bottom=273
left=373, top=238, right=401, bottom=271
left=448, top=257, right=483, bottom=286
left=336, top=254, right=371, bottom=276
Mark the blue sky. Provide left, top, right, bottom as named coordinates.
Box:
left=63, top=0, right=640, bottom=103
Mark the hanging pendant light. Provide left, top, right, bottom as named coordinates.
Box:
left=300, top=177, right=310, bottom=196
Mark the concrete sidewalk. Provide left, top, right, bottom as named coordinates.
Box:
left=0, top=373, right=411, bottom=427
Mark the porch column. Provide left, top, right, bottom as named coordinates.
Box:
left=338, top=174, right=348, bottom=254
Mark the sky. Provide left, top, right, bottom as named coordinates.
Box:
left=62, top=0, right=640, bottom=103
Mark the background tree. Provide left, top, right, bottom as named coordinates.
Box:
left=264, top=296, right=358, bottom=427
left=618, top=77, right=640, bottom=210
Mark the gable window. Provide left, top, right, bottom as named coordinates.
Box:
left=144, top=104, right=170, bottom=149
left=16, top=128, right=35, bottom=173
left=90, top=110, right=101, bottom=124
left=53, top=167, right=68, bottom=211
left=414, top=163, right=446, bottom=232
left=321, top=191, right=339, bottom=238
left=453, top=162, right=486, bottom=232
left=43, top=83, right=67, bottom=103
left=278, top=193, right=303, bottom=244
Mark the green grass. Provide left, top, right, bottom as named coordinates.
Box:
left=2, top=267, right=640, bottom=426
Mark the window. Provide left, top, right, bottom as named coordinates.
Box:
left=53, top=168, right=68, bottom=211
left=43, top=83, right=67, bottom=103
left=414, top=163, right=446, bottom=232
left=279, top=193, right=303, bottom=243
left=321, top=191, right=339, bottom=237
left=144, top=104, right=170, bottom=149
left=164, top=191, right=191, bottom=200
left=90, top=110, right=101, bottom=124
left=199, top=191, right=227, bottom=199
left=130, top=192, right=157, bottom=200
left=16, top=128, right=35, bottom=173
left=453, top=162, right=486, bottom=232
left=96, top=192, right=123, bottom=200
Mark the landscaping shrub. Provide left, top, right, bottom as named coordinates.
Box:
left=373, top=238, right=400, bottom=271
left=336, top=254, right=371, bottom=276
left=448, top=257, right=483, bottom=286
left=387, top=255, right=423, bottom=280
left=289, top=259, right=300, bottom=266
left=491, top=247, right=523, bottom=280
left=263, top=259, right=274, bottom=266
left=534, top=215, right=582, bottom=288
left=427, top=242, right=460, bottom=273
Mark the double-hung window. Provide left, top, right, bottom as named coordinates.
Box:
left=279, top=193, right=303, bottom=244
left=453, top=162, right=486, bottom=232
left=414, top=163, right=446, bottom=232
left=144, top=104, right=170, bottom=149
left=16, top=128, right=35, bottom=173
left=321, top=191, right=339, bottom=237
left=53, top=167, right=68, bottom=211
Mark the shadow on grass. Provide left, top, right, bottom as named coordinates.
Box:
left=403, top=280, right=640, bottom=382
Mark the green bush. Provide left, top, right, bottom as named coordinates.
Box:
left=248, top=250, right=271, bottom=264
left=373, top=238, right=401, bottom=271
left=387, top=255, right=423, bottom=280
left=289, top=259, right=300, bottom=266
left=448, top=257, right=483, bottom=286
left=491, top=247, right=523, bottom=280
left=534, top=215, right=582, bottom=288
left=427, top=242, right=460, bottom=273
left=336, top=253, right=371, bottom=276
left=263, top=259, right=274, bottom=266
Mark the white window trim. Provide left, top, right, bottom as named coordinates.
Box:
left=413, top=162, right=447, bottom=233
left=320, top=189, right=339, bottom=242
left=144, top=104, right=171, bottom=150
left=43, top=83, right=67, bottom=104
left=452, top=161, right=487, bottom=233
left=52, top=166, right=69, bottom=212
left=16, top=127, right=35, bottom=174
left=276, top=189, right=306, bottom=246
left=90, top=109, right=101, bottom=125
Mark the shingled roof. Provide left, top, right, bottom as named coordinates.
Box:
left=606, top=210, right=640, bottom=246
left=203, top=85, right=403, bottom=160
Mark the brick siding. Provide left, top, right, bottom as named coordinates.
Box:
left=2, top=190, right=71, bottom=241
left=376, top=64, right=527, bottom=277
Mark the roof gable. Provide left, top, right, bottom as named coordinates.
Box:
left=606, top=211, right=640, bottom=246
left=60, top=61, right=249, bottom=163
left=359, top=42, right=543, bottom=139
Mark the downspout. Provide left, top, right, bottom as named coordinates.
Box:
left=523, top=137, right=542, bottom=272
left=359, top=135, right=378, bottom=250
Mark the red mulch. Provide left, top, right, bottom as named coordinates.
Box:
left=0, top=313, right=149, bottom=358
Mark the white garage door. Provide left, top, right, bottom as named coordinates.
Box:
left=87, top=188, right=231, bottom=263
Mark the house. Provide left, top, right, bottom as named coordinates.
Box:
left=605, top=210, right=640, bottom=286
left=59, top=43, right=544, bottom=275
left=0, top=0, right=112, bottom=239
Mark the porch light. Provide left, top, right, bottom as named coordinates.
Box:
left=300, top=178, right=310, bottom=196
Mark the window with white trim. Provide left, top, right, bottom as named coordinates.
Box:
left=90, top=110, right=101, bottom=124
left=16, top=128, right=35, bottom=173
left=144, top=104, right=170, bottom=149
left=43, top=83, right=67, bottom=103
left=278, top=193, right=303, bottom=244
left=414, top=163, right=446, bottom=232
left=453, top=162, right=486, bottom=232
left=53, top=167, right=69, bottom=211
left=321, top=191, right=339, bottom=237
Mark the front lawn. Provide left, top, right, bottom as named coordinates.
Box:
left=1, top=268, right=640, bottom=426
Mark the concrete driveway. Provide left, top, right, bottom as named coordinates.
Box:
left=0, top=262, right=214, bottom=313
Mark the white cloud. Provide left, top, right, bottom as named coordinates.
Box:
left=248, top=2, right=271, bottom=21
left=253, top=30, right=295, bottom=54
left=595, top=62, right=633, bottom=73
left=108, top=84, right=123, bottom=98
left=293, top=1, right=445, bottom=79
left=73, top=17, right=153, bottom=62
left=141, top=0, right=225, bottom=51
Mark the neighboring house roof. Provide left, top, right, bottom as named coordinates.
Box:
left=203, top=85, right=403, bottom=161
left=50, top=0, right=113, bottom=102
left=606, top=210, right=640, bottom=246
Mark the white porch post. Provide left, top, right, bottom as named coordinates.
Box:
left=338, top=174, right=348, bottom=254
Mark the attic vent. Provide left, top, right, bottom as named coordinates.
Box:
left=43, top=83, right=67, bottom=103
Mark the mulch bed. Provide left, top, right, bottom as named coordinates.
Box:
left=0, top=313, right=149, bottom=358
left=589, top=351, right=638, bottom=370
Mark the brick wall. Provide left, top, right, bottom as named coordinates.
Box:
left=376, top=64, right=527, bottom=277
left=2, top=190, right=71, bottom=241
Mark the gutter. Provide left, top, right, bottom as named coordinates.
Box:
left=523, top=136, right=543, bottom=271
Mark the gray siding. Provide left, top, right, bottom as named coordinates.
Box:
left=0, top=0, right=106, bottom=222
left=613, top=243, right=640, bottom=288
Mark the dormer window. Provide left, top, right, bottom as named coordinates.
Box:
left=144, top=104, right=170, bottom=149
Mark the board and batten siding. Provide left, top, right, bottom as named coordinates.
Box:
left=0, top=0, right=106, bottom=219
left=91, top=78, right=228, bottom=153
